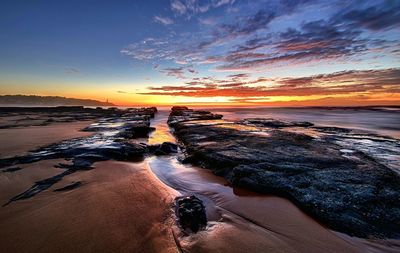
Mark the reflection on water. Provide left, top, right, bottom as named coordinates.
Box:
left=148, top=109, right=399, bottom=173
left=282, top=127, right=323, bottom=138
left=209, top=107, right=400, bottom=138
left=334, top=136, right=400, bottom=173
left=147, top=110, right=176, bottom=145
left=214, top=123, right=259, bottom=131
left=145, top=108, right=400, bottom=251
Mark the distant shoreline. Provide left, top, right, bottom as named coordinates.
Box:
left=0, top=104, right=399, bottom=110
left=0, top=95, right=114, bottom=107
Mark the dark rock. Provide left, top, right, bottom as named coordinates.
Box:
left=127, top=107, right=158, bottom=118
left=0, top=107, right=157, bottom=204
left=176, top=195, right=207, bottom=233
left=1, top=167, right=22, bottom=173
left=4, top=170, right=73, bottom=206
left=54, top=181, right=82, bottom=192
left=168, top=107, right=222, bottom=126
left=117, top=124, right=154, bottom=138
left=169, top=107, right=400, bottom=239
left=130, top=124, right=155, bottom=137
left=313, top=126, right=352, bottom=134
left=172, top=106, right=189, bottom=111
left=243, top=118, right=314, bottom=128
left=0, top=106, right=126, bottom=129
left=72, top=158, right=94, bottom=169
left=153, top=142, right=178, bottom=155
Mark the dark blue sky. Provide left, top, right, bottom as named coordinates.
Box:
left=0, top=1, right=163, bottom=82
left=0, top=0, right=399, bottom=105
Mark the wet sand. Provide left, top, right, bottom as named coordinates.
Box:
left=0, top=160, right=179, bottom=253
left=0, top=121, right=94, bottom=158
left=149, top=156, right=400, bottom=253
left=2, top=156, right=398, bottom=253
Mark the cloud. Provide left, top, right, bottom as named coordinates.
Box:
left=159, top=66, right=199, bottom=79
left=218, top=10, right=276, bottom=37
left=140, top=68, right=400, bottom=98
left=121, top=34, right=205, bottom=64
left=228, top=95, right=400, bottom=106
left=216, top=18, right=368, bottom=71
left=122, top=0, right=400, bottom=84
left=210, top=1, right=400, bottom=72
left=171, top=0, right=187, bottom=15
left=161, top=67, right=186, bottom=79
left=117, top=90, right=137, bottom=94
left=227, top=73, right=250, bottom=79
left=199, top=17, right=217, bottom=25
left=154, top=15, right=174, bottom=25
left=65, top=67, right=80, bottom=74
left=197, top=0, right=316, bottom=48
left=336, top=1, right=400, bottom=31
left=187, top=68, right=198, bottom=74
left=171, top=0, right=235, bottom=16
left=123, top=1, right=354, bottom=69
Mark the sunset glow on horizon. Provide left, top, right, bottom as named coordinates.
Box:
left=1, top=0, right=399, bottom=107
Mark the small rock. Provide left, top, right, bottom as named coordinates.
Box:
left=72, top=158, right=93, bottom=169
left=154, top=142, right=178, bottom=155
left=54, top=181, right=82, bottom=192
left=1, top=167, right=22, bottom=173
left=176, top=195, right=207, bottom=233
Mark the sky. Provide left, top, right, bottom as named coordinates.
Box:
left=0, top=0, right=399, bottom=106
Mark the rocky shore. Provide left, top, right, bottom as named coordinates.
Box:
left=168, top=106, right=400, bottom=239
left=0, top=106, right=158, bottom=129
left=0, top=106, right=177, bottom=205
left=1, top=105, right=399, bottom=252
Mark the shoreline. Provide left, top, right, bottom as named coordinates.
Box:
left=0, top=106, right=399, bottom=252
left=149, top=156, right=400, bottom=253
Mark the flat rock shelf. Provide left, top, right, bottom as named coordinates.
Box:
left=168, top=106, right=400, bottom=239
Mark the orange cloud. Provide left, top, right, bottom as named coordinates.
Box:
left=140, top=68, right=400, bottom=98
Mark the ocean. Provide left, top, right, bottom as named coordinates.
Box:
left=206, top=107, right=400, bottom=139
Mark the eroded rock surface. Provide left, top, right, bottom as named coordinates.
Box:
left=169, top=107, right=400, bottom=239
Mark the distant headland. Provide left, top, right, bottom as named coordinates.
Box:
left=0, top=95, right=115, bottom=106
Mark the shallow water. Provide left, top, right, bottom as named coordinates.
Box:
left=208, top=107, right=400, bottom=139
left=147, top=110, right=176, bottom=145
left=146, top=112, right=400, bottom=252
left=151, top=109, right=400, bottom=173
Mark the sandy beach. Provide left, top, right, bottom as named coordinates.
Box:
left=0, top=121, right=94, bottom=158
left=0, top=160, right=178, bottom=253
left=2, top=157, right=399, bottom=253
left=0, top=107, right=399, bottom=253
